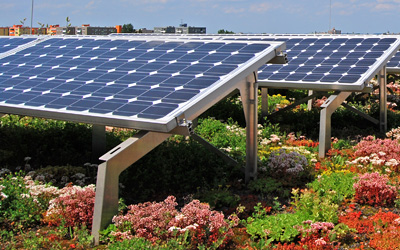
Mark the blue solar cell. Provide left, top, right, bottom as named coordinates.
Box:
left=200, top=53, right=231, bottom=63
left=295, top=66, right=315, bottom=73
left=162, top=89, right=199, bottom=102
left=339, top=74, right=362, bottom=83
left=158, top=63, right=189, bottom=73
left=0, top=90, right=22, bottom=101
left=330, top=66, right=351, bottom=74
left=356, top=59, right=376, bottom=66
left=290, top=58, right=309, bottom=64
left=372, top=44, right=391, bottom=51
left=114, top=86, right=150, bottom=98
left=156, top=51, right=186, bottom=61
left=45, top=95, right=81, bottom=109
left=312, top=66, right=333, bottom=73
left=280, top=65, right=299, bottom=72
left=205, top=64, right=238, bottom=75
left=324, top=44, right=342, bottom=50
left=140, top=74, right=171, bottom=84
left=26, top=93, right=62, bottom=106
left=268, top=73, right=290, bottom=80
left=137, top=103, right=179, bottom=119
left=223, top=54, right=254, bottom=64
left=364, top=51, right=383, bottom=58
left=354, top=44, right=374, bottom=51
left=6, top=91, right=39, bottom=104
left=155, top=42, right=184, bottom=50
left=340, top=58, right=359, bottom=66
left=362, top=38, right=380, bottom=44
left=136, top=51, right=166, bottom=60
left=113, top=101, right=150, bottom=116
left=313, top=51, right=333, bottom=58
left=240, top=44, right=270, bottom=53
left=321, top=74, right=342, bottom=82
left=330, top=52, right=349, bottom=58
left=117, top=61, right=146, bottom=71
left=137, top=62, right=168, bottom=72
left=285, top=73, right=307, bottom=81
left=321, top=58, right=342, bottom=65
left=67, top=97, right=106, bottom=111
left=180, top=64, right=212, bottom=74
left=303, top=73, right=325, bottom=81
left=346, top=52, right=366, bottom=58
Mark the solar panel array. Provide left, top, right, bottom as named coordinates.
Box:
left=0, top=37, right=37, bottom=55
left=0, top=36, right=283, bottom=130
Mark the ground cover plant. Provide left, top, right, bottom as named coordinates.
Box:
left=3, top=79, right=400, bottom=249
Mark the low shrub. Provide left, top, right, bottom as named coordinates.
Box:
left=307, top=172, right=356, bottom=205
left=0, top=173, right=56, bottom=231
left=353, top=172, right=397, bottom=206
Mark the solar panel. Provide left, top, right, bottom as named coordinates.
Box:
left=0, top=36, right=284, bottom=131
left=217, top=35, right=400, bottom=91
left=0, top=37, right=37, bottom=55
left=108, top=34, right=400, bottom=91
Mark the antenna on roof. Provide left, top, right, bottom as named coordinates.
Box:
left=329, top=0, right=332, bottom=31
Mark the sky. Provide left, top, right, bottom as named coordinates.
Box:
left=0, top=0, right=399, bottom=34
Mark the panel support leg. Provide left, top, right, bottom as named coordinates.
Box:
left=307, top=90, right=313, bottom=111
left=378, top=66, right=387, bottom=133
left=261, top=88, right=268, bottom=119
left=91, top=131, right=171, bottom=245
left=239, top=73, right=258, bottom=183
left=319, top=92, right=351, bottom=158
left=92, top=124, right=106, bottom=163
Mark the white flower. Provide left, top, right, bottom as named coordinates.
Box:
left=168, top=226, right=181, bottom=232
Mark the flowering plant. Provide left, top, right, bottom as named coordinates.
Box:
left=267, top=149, right=309, bottom=183
left=44, top=184, right=95, bottom=228
left=110, top=196, right=237, bottom=248
left=353, top=172, right=397, bottom=206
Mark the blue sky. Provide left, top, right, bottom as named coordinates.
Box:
left=0, top=0, right=399, bottom=34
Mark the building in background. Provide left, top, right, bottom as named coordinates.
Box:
left=154, top=24, right=206, bottom=34
left=47, top=25, right=59, bottom=35
left=8, top=25, right=46, bottom=36
left=328, top=28, right=341, bottom=34
left=55, top=24, right=118, bottom=35
left=0, top=27, right=9, bottom=36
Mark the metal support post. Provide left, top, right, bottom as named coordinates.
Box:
left=92, top=124, right=106, bottom=163
left=261, top=88, right=268, bottom=119
left=91, top=131, right=171, bottom=245
left=378, top=66, right=387, bottom=133
left=239, top=73, right=258, bottom=182
left=318, top=92, right=351, bottom=158
left=307, top=90, right=313, bottom=111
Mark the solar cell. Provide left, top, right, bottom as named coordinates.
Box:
left=0, top=36, right=284, bottom=131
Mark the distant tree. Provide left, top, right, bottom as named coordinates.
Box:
left=65, top=17, right=72, bottom=35
left=122, top=23, right=135, bottom=33
left=66, top=17, right=71, bottom=27
left=218, top=29, right=234, bottom=34
left=20, top=18, right=27, bottom=26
